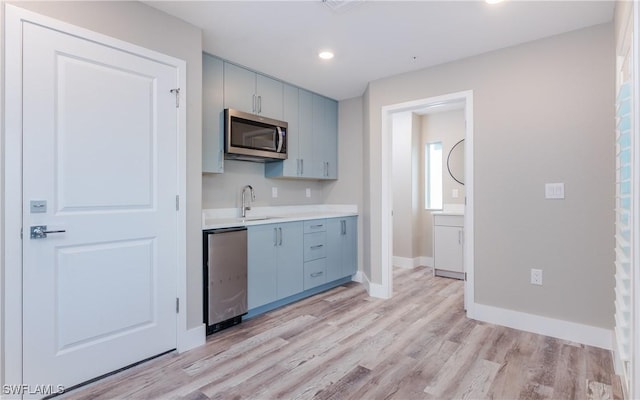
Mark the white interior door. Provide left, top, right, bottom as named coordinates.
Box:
left=22, top=21, right=179, bottom=390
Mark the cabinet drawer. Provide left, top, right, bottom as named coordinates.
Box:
left=304, top=219, right=326, bottom=233
left=433, top=214, right=464, bottom=227
left=304, top=231, right=326, bottom=261
left=304, top=258, right=326, bottom=290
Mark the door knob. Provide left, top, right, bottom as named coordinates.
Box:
left=30, top=225, right=66, bottom=239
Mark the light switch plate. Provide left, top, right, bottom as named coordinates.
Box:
left=272, top=187, right=278, bottom=198
left=306, top=188, right=311, bottom=198
left=452, top=189, right=459, bottom=198
left=545, top=183, right=565, bottom=199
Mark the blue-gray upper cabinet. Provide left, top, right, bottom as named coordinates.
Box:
left=313, top=94, right=338, bottom=179
left=247, top=221, right=303, bottom=309
left=298, top=89, right=315, bottom=178
left=265, top=90, right=338, bottom=180
left=326, top=216, right=358, bottom=282
left=202, top=53, right=224, bottom=173
left=271, top=84, right=300, bottom=178
left=224, top=62, right=284, bottom=120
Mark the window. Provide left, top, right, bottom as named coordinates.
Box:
left=425, top=142, right=443, bottom=209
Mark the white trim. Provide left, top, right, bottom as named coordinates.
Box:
left=363, top=272, right=390, bottom=299
left=381, top=90, right=474, bottom=311
left=419, top=256, right=432, bottom=267
left=633, top=2, right=640, bottom=398
left=470, top=303, right=613, bottom=350
left=3, top=4, right=25, bottom=390
left=381, top=109, right=394, bottom=299
left=3, top=4, right=191, bottom=387
left=351, top=270, right=364, bottom=283
left=178, top=325, right=206, bottom=353
left=613, top=334, right=626, bottom=377
left=392, top=256, right=432, bottom=269
left=393, top=256, right=414, bottom=269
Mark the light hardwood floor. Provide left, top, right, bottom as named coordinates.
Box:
left=63, top=267, right=622, bottom=400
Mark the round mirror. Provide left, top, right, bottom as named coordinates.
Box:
left=447, top=139, right=465, bottom=185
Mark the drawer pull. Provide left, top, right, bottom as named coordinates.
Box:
left=311, top=224, right=324, bottom=228
left=310, top=271, right=324, bottom=278
left=310, top=244, right=324, bottom=249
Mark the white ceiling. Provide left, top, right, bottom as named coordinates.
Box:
left=146, top=1, right=615, bottom=101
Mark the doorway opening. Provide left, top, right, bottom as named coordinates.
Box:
left=381, top=90, right=474, bottom=312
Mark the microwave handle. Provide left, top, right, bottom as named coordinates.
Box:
left=276, top=127, right=284, bottom=153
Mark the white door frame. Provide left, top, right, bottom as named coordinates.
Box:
left=3, top=5, right=189, bottom=389
left=380, top=90, right=474, bottom=313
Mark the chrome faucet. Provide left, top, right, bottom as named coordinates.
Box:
left=241, top=185, right=255, bottom=218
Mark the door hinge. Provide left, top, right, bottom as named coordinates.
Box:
left=176, top=195, right=180, bottom=211
left=170, top=88, right=181, bottom=108
left=464, top=272, right=467, bottom=281
left=176, top=298, right=180, bottom=313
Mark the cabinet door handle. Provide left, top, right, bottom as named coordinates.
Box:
left=310, top=271, right=324, bottom=278
left=273, top=227, right=278, bottom=246
left=252, top=94, right=257, bottom=113
left=342, top=220, right=346, bottom=235
left=279, top=227, right=283, bottom=246
left=458, top=230, right=462, bottom=245
left=311, top=224, right=324, bottom=229
left=297, top=159, right=300, bottom=175
left=258, top=95, right=262, bottom=114
left=301, top=159, right=304, bottom=175
left=310, top=244, right=324, bottom=249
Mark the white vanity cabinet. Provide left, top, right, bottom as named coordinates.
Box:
left=433, top=213, right=464, bottom=279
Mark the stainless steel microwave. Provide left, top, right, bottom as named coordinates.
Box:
left=224, top=108, right=288, bottom=162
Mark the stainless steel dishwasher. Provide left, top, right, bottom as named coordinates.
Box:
left=203, top=226, right=248, bottom=334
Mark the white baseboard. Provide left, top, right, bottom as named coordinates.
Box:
left=469, top=303, right=613, bottom=350
left=392, top=256, right=433, bottom=268
left=393, top=256, right=414, bottom=269
left=177, top=324, right=206, bottom=353
left=419, top=256, right=433, bottom=267
left=363, top=273, right=390, bottom=299
left=351, top=270, right=364, bottom=283
left=612, top=334, right=629, bottom=395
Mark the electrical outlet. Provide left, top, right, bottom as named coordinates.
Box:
left=530, top=268, right=543, bottom=286
left=306, top=188, right=311, bottom=198
left=272, top=187, right=278, bottom=198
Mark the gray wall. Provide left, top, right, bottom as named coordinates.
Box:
left=5, top=1, right=205, bottom=329
left=203, top=162, right=325, bottom=210
left=392, top=112, right=416, bottom=259
left=364, top=24, right=615, bottom=328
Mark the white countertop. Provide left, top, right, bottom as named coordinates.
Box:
left=431, top=211, right=464, bottom=216
left=202, top=204, right=358, bottom=230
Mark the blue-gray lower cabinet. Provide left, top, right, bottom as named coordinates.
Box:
left=246, top=217, right=357, bottom=317
left=247, top=221, right=303, bottom=309
left=326, top=216, right=358, bottom=282
left=303, top=220, right=327, bottom=290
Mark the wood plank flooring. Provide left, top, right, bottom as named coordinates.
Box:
left=62, top=267, right=622, bottom=400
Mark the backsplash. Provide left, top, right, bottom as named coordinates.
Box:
left=202, top=160, right=326, bottom=209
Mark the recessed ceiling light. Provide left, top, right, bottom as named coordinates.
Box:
left=485, top=0, right=505, bottom=4
left=319, top=51, right=335, bottom=60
